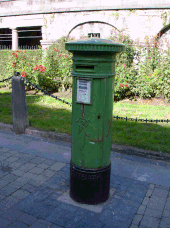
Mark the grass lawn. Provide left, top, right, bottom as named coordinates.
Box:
left=0, top=87, right=170, bottom=154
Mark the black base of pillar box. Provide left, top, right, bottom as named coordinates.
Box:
left=70, top=161, right=111, bottom=205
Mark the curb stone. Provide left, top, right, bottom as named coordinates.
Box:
left=0, top=122, right=170, bottom=163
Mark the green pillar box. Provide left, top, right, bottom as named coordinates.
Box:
left=65, top=38, right=124, bottom=205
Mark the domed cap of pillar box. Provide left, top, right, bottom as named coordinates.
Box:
left=65, top=38, right=125, bottom=53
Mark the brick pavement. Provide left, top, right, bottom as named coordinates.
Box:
left=0, top=130, right=170, bottom=227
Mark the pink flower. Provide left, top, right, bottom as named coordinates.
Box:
left=123, top=64, right=126, bottom=68
left=148, top=57, right=151, bottom=60
left=119, top=83, right=123, bottom=88
left=59, top=54, right=62, bottom=57
left=65, top=55, right=68, bottom=58
left=125, top=84, right=128, bottom=88
left=21, top=71, right=27, bottom=77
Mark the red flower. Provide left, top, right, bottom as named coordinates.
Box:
left=65, top=55, right=68, bottom=58
left=125, top=84, right=129, bottom=88
left=12, top=52, right=15, bottom=56
left=53, top=48, right=59, bottom=52
left=15, top=54, right=18, bottom=58
left=119, top=83, right=123, bottom=87
left=148, top=57, right=151, bottom=60
left=12, top=63, right=16, bottom=67
left=21, top=71, right=27, bottom=77
left=38, top=65, right=43, bottom=69
left=123, top=64, right=126, bottom=68
left=59, top=54, right=62, bottom=57
left=12, top=61, right=15, bottom=64
left=33, top=64, right=46, bottom=72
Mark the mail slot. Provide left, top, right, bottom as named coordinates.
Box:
left=74, top=64, right=96, bottom=73
left=76, top=65, right=95, bottom=71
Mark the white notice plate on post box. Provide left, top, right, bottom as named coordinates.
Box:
left=77, top=79, right=91, bottom=104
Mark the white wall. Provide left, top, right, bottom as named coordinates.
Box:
left=0, top=0, right=170, bottom=49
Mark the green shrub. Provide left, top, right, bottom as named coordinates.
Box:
left=109, top=33, right=170, bottom=101
left=132, top=37, right=170, bottom=100
left=108, top=33, right=138, bottom=100
left=1, top=35, right=170, bottom=101
left=2, top=48, right=60, bottom=92
left=45, top=36, right=73, bottom=92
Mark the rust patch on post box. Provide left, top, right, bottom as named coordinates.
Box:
left=106, top=117, right=112, bottom=138
left=88, top=136, right=103, bottom=142
left=81, top=104, right=84, bottom=118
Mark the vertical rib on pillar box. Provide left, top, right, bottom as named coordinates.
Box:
left=12, top=72, right=29, bottom=134
left=65, top=38, right=124, bottom=205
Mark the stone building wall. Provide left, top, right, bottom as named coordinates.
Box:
left=0, top=0, right=170, bottom=50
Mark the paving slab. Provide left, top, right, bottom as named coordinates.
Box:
left=0, top=128, right=170, bottom=227
left=57, top=188, right=115, bottom=213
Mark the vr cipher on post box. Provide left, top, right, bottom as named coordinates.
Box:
left=65, top=38, right=124, bottom=205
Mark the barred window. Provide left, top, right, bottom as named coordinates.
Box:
left=18, top=26, right=42, bottom=49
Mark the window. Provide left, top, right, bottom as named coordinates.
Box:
left=0, top=28, right=12, bottom=50
left=18, top=26, right=42, bottom=49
